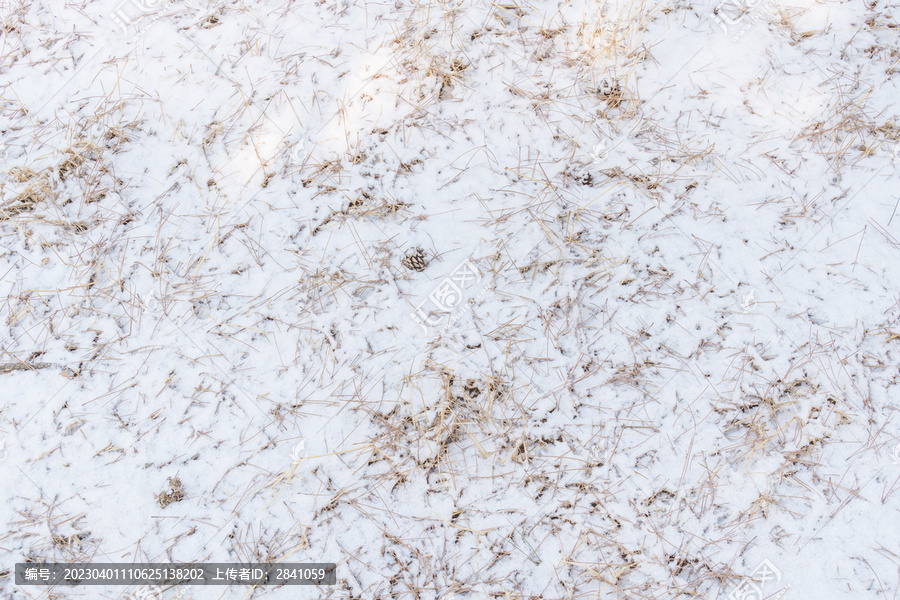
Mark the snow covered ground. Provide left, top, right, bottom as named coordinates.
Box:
left=1, top=0, right=900, bottom=598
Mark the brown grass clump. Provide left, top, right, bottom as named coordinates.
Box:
left=0, top=362, right=52, bottom=374
left=57, top=140, right=100, bottom=181
left=7, top=166, right=39, bottom=182
left=1, top=175, right=54, bottom=219
left=156, top=477, right=185, bottom=508
left=596, top=78, right=625, bottom=108
left=51, top=532, right=90, bottom=549
left=426, top=57, right=468, bottom=99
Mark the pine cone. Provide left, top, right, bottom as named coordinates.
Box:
left=401, top=247, right=428, bottom=272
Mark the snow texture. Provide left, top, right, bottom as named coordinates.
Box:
left=1, top=0, right=899, bottom=598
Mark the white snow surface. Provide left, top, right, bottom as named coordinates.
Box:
left=1, top=0, right=900, bottom=598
